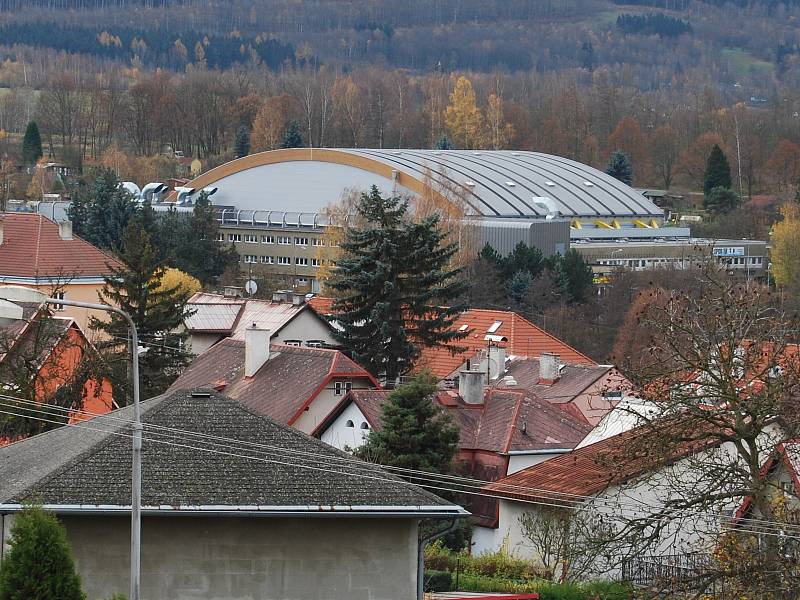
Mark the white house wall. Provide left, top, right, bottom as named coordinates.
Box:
left=320, top=403, right=372, bottom=451
left=507, top=452, right=565, bottom=475
left=273, top=311, right=337, bottom=347
left=293, top=382, right=374, bottom=435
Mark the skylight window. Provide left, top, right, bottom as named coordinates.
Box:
left=487, top=320, right=503, bottom=333
left=458, top=324, right=469, bottom=332
left=584, top=181, right=595, bottom=187
left=505, top=181, right=516, bottom=187
left=545, top=181, right=556, bottom=187
left=464, top=181, right=476, bottom=187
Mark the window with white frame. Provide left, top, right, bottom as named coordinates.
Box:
left=228, top=234, right=241, bottom=242
left=261, top=256, right=274, bottom=264
left=312, top=238, right=325, bottom=247
left=53, top=291, right=66, bottom=311
left=244, top=234, right=257, bottom=243
left=243, top=255, right=258, bottom=263
left=311, top=258, right=323, bottom=267
left=284, top=340, right=302, bottom=347
left=295, top=237, right=309, bottom=246
left=277, top=236, right=291, bottom=245
left=295, top=257, right=308, bottom=266
left=215, top=233, right=224, bottom=242
left=277, top=256, right=291, bottom=265
left=334, top=381, right=343, bottom=395
left=262, top=235, right=275, bottom=244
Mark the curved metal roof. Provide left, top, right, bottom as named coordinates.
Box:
left=338, top=149, right=660, bottom=218
left=187, top=149, right=662, bottom=220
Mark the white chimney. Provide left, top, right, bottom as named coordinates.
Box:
left=487, top=345, right=506, bottom=380
left=245, top=324, right=271, bottom=378
left=58, top=220, right=73, bottom=241
left=539, top=352, right=561, bottom=384
left=458, top=369, right=485, bottom=404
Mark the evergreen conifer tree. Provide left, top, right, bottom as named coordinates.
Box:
left=435, top=135, right=453, bottom=150
left=328, top=186, right=468, bottom=383
left=92, top=223, right=193, bottom=400
left=68, top=169, right=137, bottom=251
left=550, top=249, right=594, bottom=304
left=21, top=121, right=43, bottom=166
left=0, top=505, right=85, bottom=600
left=175, top=192, right=238, bottom=284
left=354, top=373, right=459, bottom=473
left=703, top=144, right=732, bottom=195
left=234, top=125, right=251, bottom=158
left=704, top=186, right=740, bottom=215
left=605, top=150, right=633, bottom=186
left=280, top=120, right=304, bottom=149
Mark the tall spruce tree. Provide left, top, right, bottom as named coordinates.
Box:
left=21, top=121, right=43, bottom=166
left=704, top=185, right=740, bottom=215
left=328, top=186, right=468, bottom=383
left=703, top=144, right=732, bottom=195
left=174, top=191, right=238, bottom=285
left=550, top=249, right=594, bottom=304
left=281, top=120, right=304, bottom=149
left=68, top=169, right=137, bottom=251
left=354, top=372, right=459, bottom=473
left=605, top=150, right=633, bottom=185
left=92, top=223, right=193, bottom=401
left=0, top=505, right=85, bottom=600
left=435, top=135, right=453, bottom=150
left=234, top=125, right=251, bottom=158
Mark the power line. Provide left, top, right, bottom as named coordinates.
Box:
left=1, top=397, right=798, bottom=538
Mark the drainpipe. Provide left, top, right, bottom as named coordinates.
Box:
left=417, top=519, right=458, bottom=600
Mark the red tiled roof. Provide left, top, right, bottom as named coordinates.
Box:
left=168, top=339, right=376, bottom=425
left=417, top=309, right=595, bottom=377
left=484, top=418, right=707, bottom=502
left=304, top=300, right=595, bottom=376
left=316, top=387, right=590, bottom=454
left=0, top=213, right=120, bottom=279
left=497, top=357, right=615, bottom=403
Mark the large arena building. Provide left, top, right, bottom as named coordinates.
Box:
left=180, top=148, right=688, bottom=291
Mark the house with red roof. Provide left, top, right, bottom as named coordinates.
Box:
left=0, top=293, right=113, bottom=445
left=0, top=213, right=121, bottom=333
left=168, top=324, right=378, bottom=434
left=185, top=290, right=337, bottom=355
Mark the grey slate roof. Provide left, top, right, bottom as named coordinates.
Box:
left=0, top=389, right=464, bottom=517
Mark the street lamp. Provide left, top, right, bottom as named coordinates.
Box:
left=45, top=298, right=141, bottom=600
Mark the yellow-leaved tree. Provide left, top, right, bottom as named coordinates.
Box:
left=771, top=202, right=800, bottom=291
left=156, top=268, right=202, bottom=297
left=444, top=75, right=484, bottom=149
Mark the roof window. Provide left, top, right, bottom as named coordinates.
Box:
left=545, top=181, right=556, bottom=187
left=584, top=181, right=595, bottom=187
left=487, top=320, right=503, bottom=333
left=464, top=181, right=476, bottom=187
left=458, top=324, right=469, bottom=332
left=505, top=181, right=516, bottom=187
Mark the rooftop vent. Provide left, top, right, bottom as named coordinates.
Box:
left=464, top=181, right=476, bottom=187
left=505, top=181, right=516, bottom=187
left=584, top=181, right=594, bottom=187
left=190, top=390, right=212, bottom=398
left=545, top=181, right=556, bottom=187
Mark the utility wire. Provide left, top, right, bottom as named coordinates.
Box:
left=1, top=397, right=798, bottom=538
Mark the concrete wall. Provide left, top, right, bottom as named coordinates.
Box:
left=57, top=515, right=419, bottom=600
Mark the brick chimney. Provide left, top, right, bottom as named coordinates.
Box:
left=245, top=324, right=271, bottom=377
left=58, top=220, right=73, bottom=241
left=539, top=352, right=561, bottom=385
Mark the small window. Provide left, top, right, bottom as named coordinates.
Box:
left=311, top=258, right=323, bottom=267
left=262, top=235, right=275, bottom=244
left=278, top=236, right=291, bottom=245
left=458, top=324, right=469, bottom=332
left=215, top=233, right=225, bottom=242
left=312, top=238, right=326, bottom=247
left=277, top=256, right=291, bottom=265
left=345, top=382, right=352, bottom=393
left=261, top=256, right=274, bottom=264
left=295, top=257, right=308, bottom=266
left=284, top=340, right=302, bottom=347
left=782, top=481, right=795, bottom=496
left=487, top=320, right=503, bottom=333
left=334, top=381, right=343, bottom=395
left=53, top=291, right=66, bottom=311
left=306, top=340, right=326, bottom=348
left=243, top=255, right=258, bottom=263
left=228, top=234, right=241, bottom=242
left=244, top=234, right=257, bottom=243
left=360, top=422, right=369, bottom=430
left=345, top=419, right=354, bottom=428
left=295, top=237, right=309, bottom=246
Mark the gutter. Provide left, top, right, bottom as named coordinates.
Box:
left=417, top=519, right=460, bottom=600
left=0, top=504, right=469, bottom=519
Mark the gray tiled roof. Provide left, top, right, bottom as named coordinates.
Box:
left=0, top=390, right=464, bottom=517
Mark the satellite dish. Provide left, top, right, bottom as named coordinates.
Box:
left=245, top=280, right=258, bottom=296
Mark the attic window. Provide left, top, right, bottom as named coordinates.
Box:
left=360, top=422, right=370, bottom=430
left=458, top=324, right=469, bottom=332
left=345, top=420, right=354, bottom=428
left=487, top=320, right=503, bottom=334
left=545, top=181, right=556, bottom=187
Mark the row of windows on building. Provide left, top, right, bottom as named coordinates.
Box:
left=596, top=256, right=764, bottom=269
left=220, top=234, right=329, bottom=246
left=241, top=255, right=327, bottom=266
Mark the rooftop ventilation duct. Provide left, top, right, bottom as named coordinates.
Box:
left=532, top=196, right=561, bottom=219
left=141, top=182, right=168, bottom=203
left=120, top=182, right=142, bottom=200
left=202, top=186, right=218, bottom=197
left=175, top=187, right=196, bottom=205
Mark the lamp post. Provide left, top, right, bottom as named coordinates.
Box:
left=45, top=298, right=141, bottom=600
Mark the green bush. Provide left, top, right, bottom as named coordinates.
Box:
left=0, top=505, right=86, bottom=600
left=424, top=570, right=452, bottom=592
